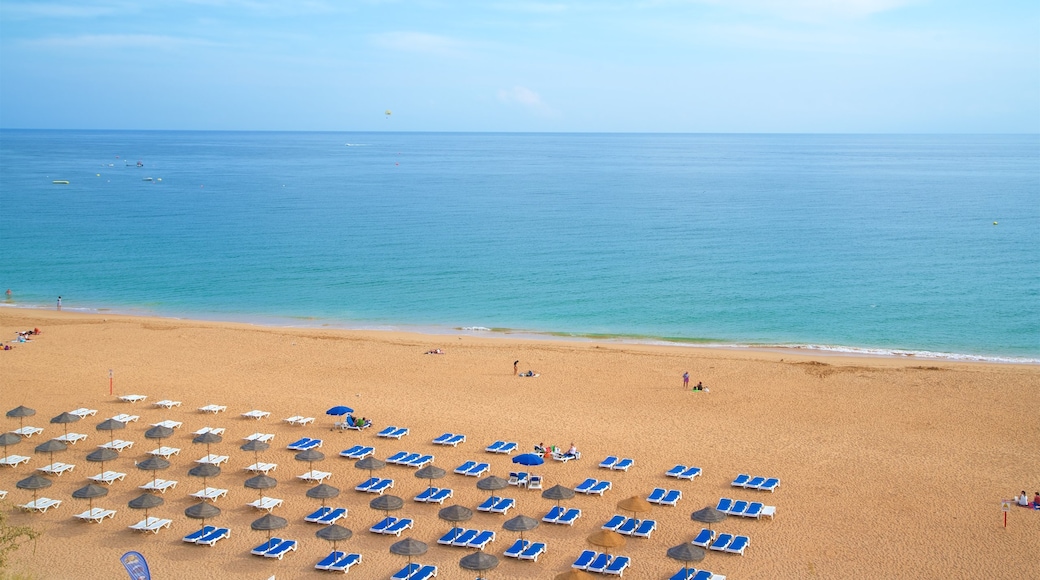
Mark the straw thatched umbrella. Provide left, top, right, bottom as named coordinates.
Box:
left=86, top=448, right=119, bottom=475
left=144, top=425, right=174, bottom=441
left=617, top=495, right=653, bottom=519
left=460, top=552, right=498, bottom=579
left=390, top=537, right=428, bottom=566
left=136, top=456, right=170, bottom=490
left=128, top=493, right=164, bottom=521
left=370, top=494, right=404, bottom=517
left=295, top=449, right=325, bottom=474
left=355, top=456, right=386, bottom=479
left=0, top=432, right=22, bottom=457
left=241, top=439, right=270, bottom=464
left=188, top=463, right=222, bottom=494
left=414, top=464, right=446, bottom=495
left=6, top=406, right=36, bottom=432
left=438, top=504, right=473, bottom=543
left=244, top=474, right=277, bottom=501
left=477, top=475, right=509, bottom=504
left=542, top=484, right=576, bottom=511
left=185, top=502, right=221, bottom=527
left=502, top=514, right=540, bottom=542
left=50, top=412, right=81, bottom=439
left=555, top=570, right=596, bottom=580
left=316, top=523, right=353, bottom=552
left=34, top=438, right=68, bottom=465
left=667, top=542, right=707, bottom=578
left=95, top=418, right=125, bottom=446
left=307, top=483, right=341, bottom=507
left=72, top=483, right=109, bottom=513
left=16, top=474, right=52, bottom=506
left=691, top=506, right=727, bottom=532
left=587, top=530, right=626, bottom=554
left=193, top=431, right=223, bottom=457
left=251, top=513, right=288, bottom=541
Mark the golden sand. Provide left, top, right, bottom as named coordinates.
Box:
left=0, top=309, right=1037, bottom=579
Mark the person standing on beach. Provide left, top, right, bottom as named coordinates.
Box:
left=683, top=371, right=689, bottom=389
left=514, top=360, right=519, bottom=375
left=56, top=296, right=61, bottom=311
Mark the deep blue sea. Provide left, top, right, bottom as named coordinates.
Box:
left=1, top=131, right=1037, bottom=361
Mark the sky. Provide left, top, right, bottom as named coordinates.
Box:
left=1, top=0, right=1037, bottom=132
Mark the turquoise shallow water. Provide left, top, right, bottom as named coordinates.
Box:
left=1, top=131, right=1037, bottom=361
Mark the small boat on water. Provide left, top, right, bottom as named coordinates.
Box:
left=52, top=180, right=69, bottom=185
left=142, top=177, right=153, bottom=182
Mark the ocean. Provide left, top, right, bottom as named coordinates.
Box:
left=1, top=131, right=1037, bottom=362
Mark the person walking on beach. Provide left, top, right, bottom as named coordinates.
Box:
left=683, top=371, right=689, bottom=389
left=514, top=360, right=519, bottom=376
left=56, top=296, right=61, bottom=311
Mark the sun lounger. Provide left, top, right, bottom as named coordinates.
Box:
left=377, top=426, right=408, bottom=439
left=589, top=480, right=612, bottom=495
left=197, top=404, right=227, bottom=414
left=755, top=477, right=780, bottom=492
left=251, top=537, right=284, bottom=556
left=508, top=471, right=528, bottom=487
left=283, top=415, right=315, bottom=425
left=444, top=434, right=465, bottom=446
left=542, top=505, right=564, bottom=524
left=518, top=541, right=547, bottom=561
left=410, top=565, right=437, bottom=580
left=315, top=550, right=345, bottom=570
left=111, top=413, right=139, bottom=423
left=454, top=460, right=477, bottom=475
left=184, top=525, right=217, bottom=542
left=241, top=410, right=271, bottom=420
left=633, top=519, right=657, bottom=538
left=386, top=451, right=409, bottom=464
left=528, top=475, right=543, bottom=490
left=326, top=552, right=362, bottom=573
left=264, top=538, right=297, bottom=559
left=724, top=535, right=750, bottom=555
left=552, top=451, right=580, bottom=462
left=742, top=502, right=763, bottom=518
left=19, top=498, right=61, bottom=512
left=462, top=462, right=489, bottom=477
left=485, top=441, right=513, bottom=453
left=489, top=497, right=515, bottom=514
left=659, top=489, right=682, bottom=506
left=604, top=555, right=631, bottom=576
left=355, top=477, right=379, bottom=492
left=432, top=433, right=453, bottom=445
left=69, top=408, right=98, bottom=417
left=119, top=394, right=147, bottom=403
left=415, top=487, right=453, bottom=503
left=0, top=454, right=31, bottom=467
left=244, top=432, right=274, bottom=442
left=476, top=496, right=497, bottom=512
left=648, top=488, right=666, bottom=503
left=316, top=507, right=347, bottom=525
left=196, top=527, right=230, bottom=546
left=56, top=433, right=88, bottom=444
left=599, top=456, right=618, bottom=469
left=190, top=487, right=229, bottom=501
left=37, top=462, right=75, bottom=476
left=89, top=470, right=126, bottom=484
left=406, top=454, right=434, bottom=468
left=746, top=476, right=765, bottom=489
left=383, top=517, right=413, bottom=536
left=154, top=400, right=181, bottom=409
left=691, top=527, right=715, bottom=547
left=129, top=517, right=173, bottom=533
left=397, top=453, right=420, bottom=465
left=149, top=446, right=180, bottom=458
left=588, top=552, right=611, bottom=573
left=504, top=539, right=529, bottom=559
left=709, top=533, right=734, bottom=551
left=99, top=439, right=134, bottom=451
left=245, top=462, right=277, bottom=474
left=195, top=454, right=229, bottom=465
left=287, top=437, right=322, bottom=451
left=297, top=470, right=333, bottom=483
left=11, top=426, right=43, bottom=438
left=151, top=420, right=182, bottom=429
left=370, top=516, right=396, bottom=534
left=450, top=528, right=478, bottom=546
left=342, top=445, right=375, bottom=459
left=602, top=515, right=625, bottom=531
left=74, top=507, right=116, bottom=523
left=438, top=527, right=466, bottom=545
left=391, top=563, right=421, bottom=580
left=247, top=496, right=283, bottom=511
left=666, top=464, right=686, bottom=478
left=576, top=478, right=597, bottom=493
left=573, top=550, right=598, bottom=569
left=728, top=500, right=749, bottom=516
left=557, top=508, right=581, bottom=526
left=305, top=506, right=333, bottom=523
left=716, top=498, right=733, bottom=512
left=679, top=466, right=702, bottom=479
left=611, top=457, right=633, bottom=471
left=469, top=529, right=495, bottom=549
left=369, top=478, right=394, bottom=494
left=617, top=517, right=638, bottom=535
left=138, top=478, right=177, bottom=493
left=731, top=474, right=750, bottom=487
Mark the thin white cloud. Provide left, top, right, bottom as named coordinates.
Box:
left=0, top=1, right=132, bottom=19
left=497, top=86, right=558, bottom=117
left=490, top=2, right=569, bottom=13
left=658, top=0, right=919, bottom=22
left=22, top=34, right=214, bottom=51
left=369, top=31, right=469, bottom=57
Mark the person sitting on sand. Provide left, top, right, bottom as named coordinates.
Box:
left=693, top=381, right=703, bottom=391
left=1017, top=491, right=1029, bottom=507
left=1033, top=492, right=1040, bottom=508
left=534, top=442, right=547, bottom=455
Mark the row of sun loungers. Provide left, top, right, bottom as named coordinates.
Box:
left=370, top=516, right=413, bottom=536
left=355, top=477, right=394, bottom=494
left=283, top=415, right=314, bottom=425
left=198, top=404, right=226, bottom=414
left=666, top=464, right=703, bottom=479
left=250, top=537, right=296, bottom=559
left=731, top=473, right=780, bottom=492
left=572, top=550, right=632, bottom=576
left=19, top=498, right=61, bottom=512
left=248, top=496, right=283, bottom=511
left=182, top=525, right=231, bottom=546
left=297, top=470, right=333, bottom=483
left=391, top=563, right=437, bottom=580
left=10, top=426, right=43, bottom=437
left=670, top=568, right=726, bottom=580
left=37, top=462, right=75, bottom=476
left=139, top=478, right=177, bottom=493
left=453, top=460, right=490, bottom=477
left=476, top=496, right=515, bottom=514
left=598, top=456, right=633, bottom=470
left=432, top=432, right=465, bottom=446
left=149, top=446, right=180, bottom=458
left=74, top=507, right=117, bottom=523
left=716, top=497, right=776, bottom=519
left=190, top=487, right=228, bottom=501
left=575, top=478, right=612, bottom=495
left=244, top=432, right=274, bottom=443
left=415, top=486, right=453, bottom=504
left=485, top=440, right=517, bottom=454
left=245, top=462, right=277, bottom=474
left=111, top=413, right=138, bottom=423
left=68, top=408, right=97, bottom=417
left=386, top=451, right=433, bottom=468
left=543, top=506, right=582, bottom=525
left=129, top=516, right=173, bottom=533
left=504, top=539, right=547, bottom=561
left=286, top=437, right=322, bottom=451
left=339, top=445, right=375, bottom=459
left=151, top=420, right=182, bottom=429
left=100, top=439, right=134, bottom=451
left=647, top=487, right=682, bottom=506
left=55, top=433, right=88, bottom=444
left=436, top=527, right=496, bottom=549
left=196, top=454, right=229, bottom=465
left=0, top=455, right=31, bottom=467
left=602, top=515, right=657, bottom=538
left=315, top=551, right=362, bottom=573
left=89, top=470, right=126, bottom=484
left=508, top=472, right=543, bottom=489
left=376, top=425, right=409, bottom=438
left=305, top=506, right=347, bottom=525
left=194, top=426, right=225, bottom=436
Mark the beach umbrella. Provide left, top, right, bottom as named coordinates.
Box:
left=460, top=551, right=498, bottom=579
left=95, top=418, right=125, bottom=445
left=512, top=453, right=544, bottom=466
left=541, top=484, right=575, bottom=511
left=6, top=406, right=35, bottom=432
left=667, top=542, right=707, bottom=578
left=438, top=504, right=473, bottom=543
left=34, top=438, right=68, bottom=465
left=192, top=431, right=222, bottom=457
left=617, top=495, right=653, bottom=518
left=86, top=448, right=119, bottom=473
left=477, top=475, right=509, bottom=504
left=555, top=570, right=596, bottom=580
left=144, top=425, right=174, bottom=440
left=295, top=449, right=325, bottom=473
left=691, top=506, right=727, bottom=532
left=326, top=406, right=353, bottom=416
left=0, top=432, right=21, bottom=457
left=587, top=530, right=626, bottom=553
left=241, top=439, right=269, bottom=463
left=185, top=502, right=221, bottom=527
left=128, top=493, right=164, bottom=521
left=502, top=514, right=539, bottom=542
left=370, top=494, right=404, bottom=517
left=316, top=523, right=353, bottom=552
left=251, top=513, right=288, bottom=541
left=188, top=463, right=221, bottom=492
left=390, top=537, right=428, bottom=566
left=355, top=456, right=386, bottom=479
left=414, top=464, right=446, bottom=494
left=136, top=456, right=171, bottom=490
left=244, top=474, right=277, bottom=500
left=72, top=483, right=109, bottom=513
left=16, top=474, right=52, bottom=506
left=49, top=412, right=81, bottom=439
left=307, top=483, right=341, bottom=507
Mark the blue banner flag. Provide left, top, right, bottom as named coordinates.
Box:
left=120, top=551, right=151, bottom=580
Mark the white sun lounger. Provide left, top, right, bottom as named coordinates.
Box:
left=11, top=426, right=43, bottom=438
left=244, top=432, right=274, bottom=443
left=0, top=491, right=6, bottom=499
left=111, top=413, right=139, bottom=423
left=151, top=420, right=182, bottom=429
left=241, top=410, right=271, bottom=420
left=284, top=416, right=315, bottom=425
left=0, top=454, right=31, bottom=467
left=69, top=408, right=98, bottom=418
left=195, top=454, right=229, bottom=465
left=297, top=470, right=332, bottom=483
left=190, top=487, right=229, bottom=501
left=129, top=517, right=173, bottom=533
left=119, top=394, right=147, bottom=403
left=138, top=479, right=177, bottom=493
left=74, top=507, right=117, bottom=523
left=193, top=426, right=226, bottom=436
left=149, top=446, right=180, bottom=458
left=198, top=404, right=227, bottom=414
left=56, top=433, right=88, bottom=444
left=89, top=471, right=126, bottom=484
left=154, top=400, right=181, bottom=409
left=37, top=462, right=75, bottom=476
left=248, top=496, right=283, bottom=511
left=99, top=439, right=134, bottom=451
left=19, top=498, right=61, bottom=512
left=245, top=462, right=277, bottom=474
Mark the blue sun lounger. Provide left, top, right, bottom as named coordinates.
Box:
left=604, top=555, right=631, bottom=576
left=328, top=552, right=362, bottom=573
left=709, top=533, right=734, bottom=551
left=755, top=477, right=780, bottom=492
left=378, top=426, right=409, bottom=439
left=469, top=529, right=495, bottom=549
left=485, top=441, right=505, bottom=453
left=746, top=476, right=766, bottom=489
left=377, top=426, right=397, bottom=437
left=396, top=453, right=420, bottom=465
left=454, top=461, right=477, bottom=474
left=410, top=566, right=437, bottom=580
left=476, top=496, right=496, bottom=512
left=660, top=489, right=682, bottom=506
left=728, top=500, right=749, bottom=516
left=679, top=466, right=702, bottom=479
left=666, top=464, right=686, bottom=477
left=463, top=462, right=489, bottom=477
left=486, top=441, right=517, bottom=454
left=316, top=507, right=347, bottom=525
left=518, top=542, right=547, bottom=561
left=489, top=497, right=514, bottom=514
left=743, top=502, right=763, bottom=518
left=633, top=519, right=657, bottom=538
left=670, top=570, right=714, bottom=580
left=648, top=488, right=666, bottom=503
left=731, top=474, right=751, bottom=487
left=305, top=506, right=332, bottom=522
left=368, top=478, right=394, bottom=494
left=196, top=527, right=230, bottom=546
left=725, top=535, right=750, bottom=555
left=504, top=539, right=528, bottom=558
left=355, top=477, right=379, bottom=492
left=386, top=451, right=409, bottom=464
left=450, top=528, right=478, bottom=546
left=602, top=515, right=625, bottom=531
left=315, top=550, right=345, bottom=571
left=183, top=525, right=216, bottom=543
left=370, top=517, right=396, bottom=534
left=542, top=505, right=564, bottom=523
left=573, top=550, right=598, bottom=569
left=391, top=563, right=421, bottom=580
left=406, top=454, right=434, bottom=468
left=575, top=478, right=597, bottom=493
left=617, top=518, right=638, bottom=535
left=611, top=458, right=634, bottom=471
left=556, top=507, right=581, bottom=526
left=691, top=528, right=715, bottom=548
left=587, top=553, right=612, bottom=573
left=384, top=518, right=413, bottom=536
left=264, top=539, right=296, bottom=559
left=339, top=445, right=363, bottom=457
left=251, top=537, right=283, bottom=556
left=589, top=480, right=612, bottom=495
left=438, top=527, right=466, bottom=545
left=599, top=456, right=618, bottom=469
left=716, top=498, right=733, bottom=512
left=287, top=437, right=321, bottom=451
left=432, top=433, right=453, bottom=445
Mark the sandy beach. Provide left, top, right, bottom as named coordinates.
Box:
left=0, top=308, right=1037, bottom=579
